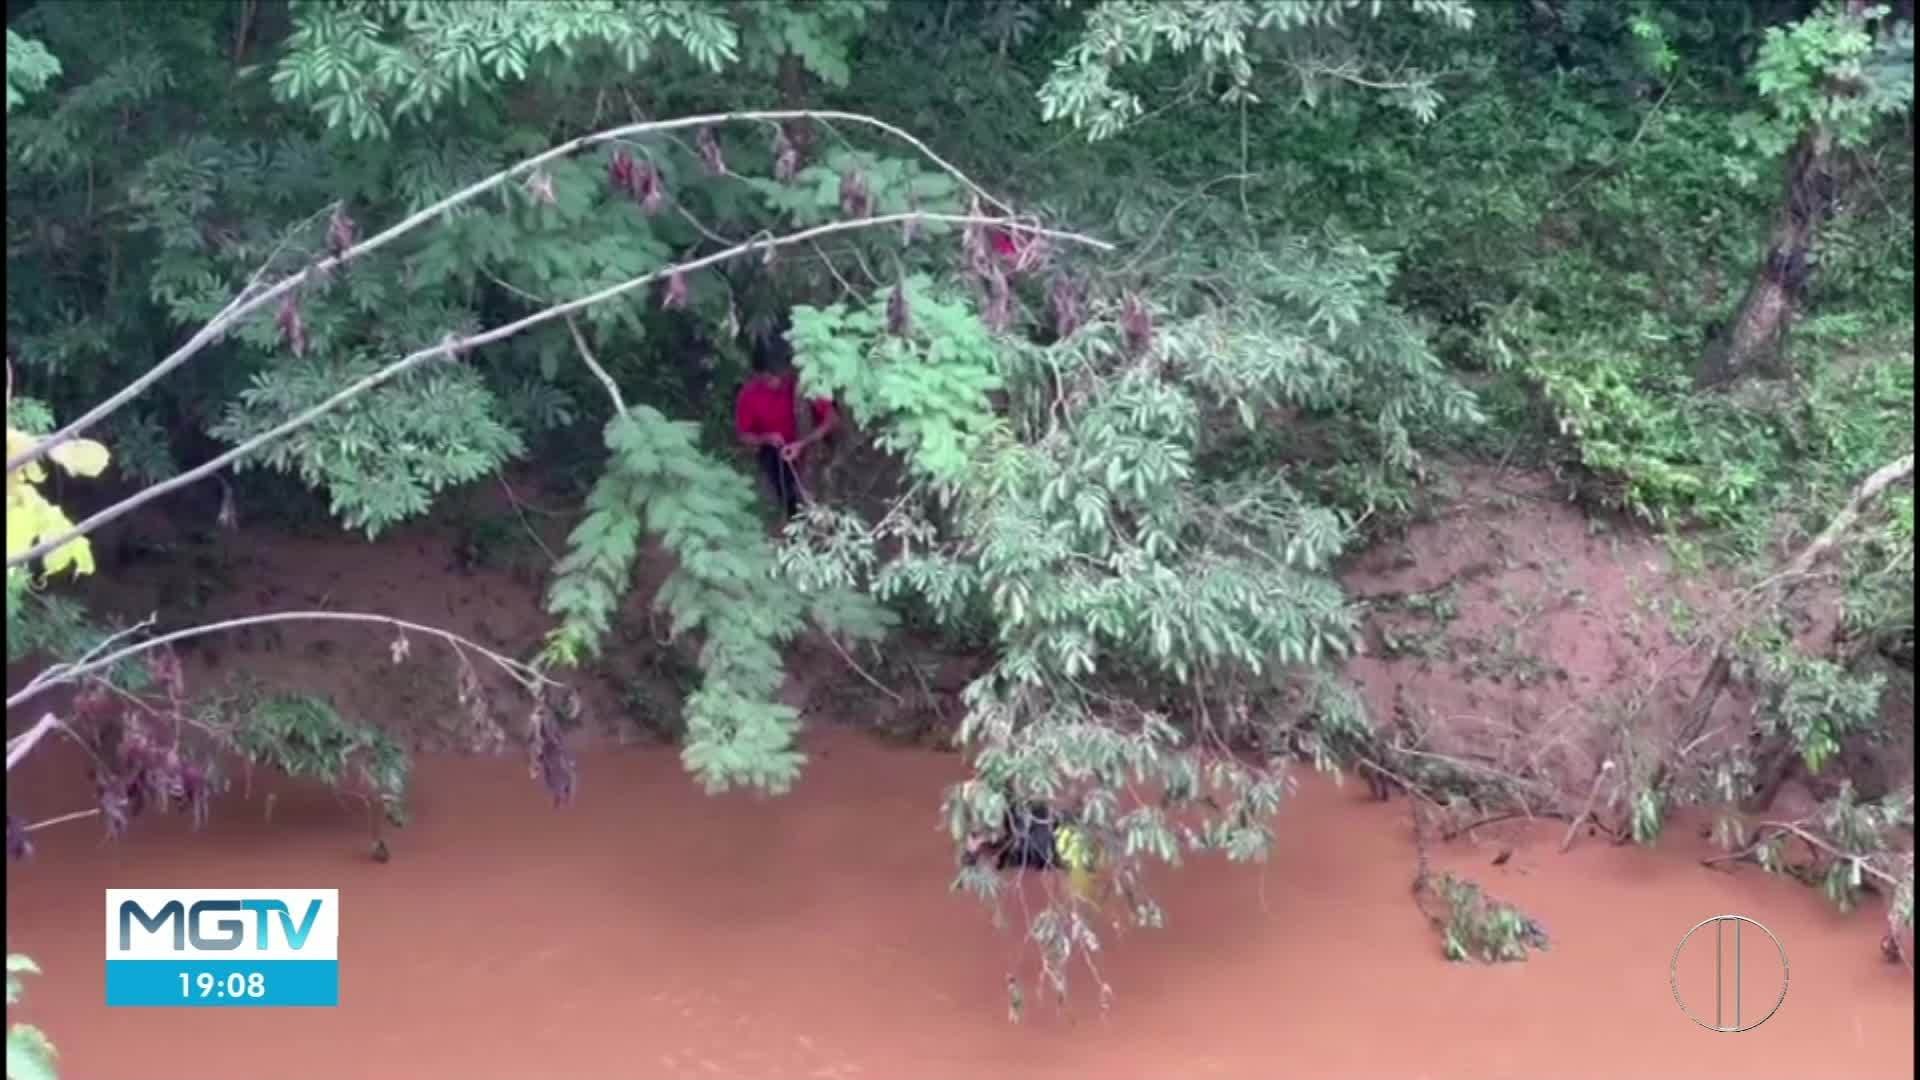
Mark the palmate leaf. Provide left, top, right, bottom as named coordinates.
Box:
left=542, top=406, right=856, bottom=793
left=210, top=355, right=523, bottom=538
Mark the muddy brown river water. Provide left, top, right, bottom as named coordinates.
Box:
left=4, top=725, right=1912, bottom=1080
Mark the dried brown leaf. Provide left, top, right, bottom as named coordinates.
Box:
left=1121, top=292, right=1153, bottom=356
left=772, top=125, right=800, bottom=183
left=610, top=149, right=635, bottom=194
left=887, top=279, right=912, bottom=337
left=696, top=126, right=727, bottom=176
left=635, top=161, right=665, bottom=215
left=839, top=169, right=871, bottom=218
left=276, top=293, right=308, bottom=357
left=327, top=204, right=358, bottom=258
left=524, top=170, right=558, bottom=207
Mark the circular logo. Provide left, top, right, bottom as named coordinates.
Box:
left=1669, top=914, right=1790, bottom=1033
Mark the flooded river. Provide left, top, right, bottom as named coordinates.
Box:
left=5, top=726, right=1911, bottom=1080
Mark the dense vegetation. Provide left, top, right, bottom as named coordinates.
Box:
left=5, top=1, right=1913, bottom=1066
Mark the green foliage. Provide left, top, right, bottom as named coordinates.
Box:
left=5, top=954, right=58, bottom=1080
left=789, top=278, right=1004, bottom=485
left=730, top=0, right=886, bottom=88
left=779, top=246, right=1477, bottom=989
left=1892, top=850, right=1917, bottom=933
left=1806, top=784, right=1912, bottom=914
left=5, top=32, right=61, bottom=113
left=1332, top=2, right=1918, bottom=534
left=4, top=591, right=153, bottom=694
left=1528, top=344, right=1783, bottom=527
left=540, top=406, right=893, bottom=793
left=269, top=0, right=743, bottom=140
left=5, top=0, right=894, bottom=547
left=1039, top=0, right=1477, bottom=139
left=221, top=686, right=412, bottom=826
left=1733, top=624, right=1888, bottom=775
left=1733, top=2, right=1915, bottom=158
left=1429, top=873, right=1551, bottom=963
left=211, top=353, right=525, bottom=538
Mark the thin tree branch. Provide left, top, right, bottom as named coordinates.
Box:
left=8, top=610, right=561, bottom=713
left=494, top=473, right=562, bottom=567
left=1559, top=759, right=1617, bottom=853
left=1682, top=453, right=1915, bottom=738
left=494, top=472, right=575, bottom=519
left=1118, top=172, right=1259, bottom=275
left=819, top=630, right=905, bottom=705
left=8, top=210, right=1109, bottom=572
left=1772, top=453, right=1915, bottom=589
left=565, top=314, right=629, bottom=417
left=23, top=808, right=100, bottom=832
left=6, top=109, right=1038, bottom=478
left=11, top=614, right=160, bottom=702
left=6, top=714, right=73, bottom=772
left=1704, top=819, right=1905, bottom=891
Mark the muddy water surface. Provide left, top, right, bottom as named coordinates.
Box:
left=6, top=727, right=1912, bottom=1080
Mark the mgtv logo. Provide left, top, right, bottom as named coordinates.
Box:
left=105, top=889, right=339, bottom=1007
left=116, top=896, right=324, bottom=952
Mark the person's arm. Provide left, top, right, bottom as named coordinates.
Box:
left=783, top=399, right=839, bottom=458
left=803, top=399, right=840, bottom=444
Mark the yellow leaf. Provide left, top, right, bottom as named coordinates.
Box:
left=7, top=429, right=47, bottom=485
left=1067, top=863, right=1095, bottom=902
left=5, top=496, right=39, bottom=559
left=5, top=481, right=93, bottom=579
left=46, top=438, right=110, bottom=478
left=41, top=536, right=95, bottom=578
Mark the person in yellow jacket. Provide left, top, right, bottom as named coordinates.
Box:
left=963, top=799, right=1100, bottom=901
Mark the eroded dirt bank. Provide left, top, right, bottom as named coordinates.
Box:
left=5, top=725, right=1913, bottom=1080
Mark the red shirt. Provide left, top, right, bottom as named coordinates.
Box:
left=735, top=374, right=838, bottom=445
left=736, top=374, right=797, bottom=443
left=990, top=227, right=1030, bottom=261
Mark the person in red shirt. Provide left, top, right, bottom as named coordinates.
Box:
left=735, top=329, right=838, bottom=521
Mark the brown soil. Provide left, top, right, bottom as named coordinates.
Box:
left=1341, top=464, right=1754, bottom=818
left=6, top=465, right=1913, bottom=1078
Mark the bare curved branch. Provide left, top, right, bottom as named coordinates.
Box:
left=6, top=210, right=1109, bottom=572
left=8, top=609, right=561, bottom=713
left=5, top=109, right=1029, bottom=478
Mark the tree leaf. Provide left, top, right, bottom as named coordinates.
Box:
left=44, top=439, right=109, bottom=478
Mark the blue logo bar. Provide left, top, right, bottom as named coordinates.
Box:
left=105, top=960, right=341, bottom=1007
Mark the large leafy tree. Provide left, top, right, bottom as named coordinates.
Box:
left=1701, top=0, right=1914, bottom=385
left=13, top=0, right=1906, bottom=1016
left=5, top=0, right=1482, bottom=983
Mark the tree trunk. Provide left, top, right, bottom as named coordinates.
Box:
left=1696, top=128, right=1840, bottom=387
left=777, top=54, right=816, bottom=159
